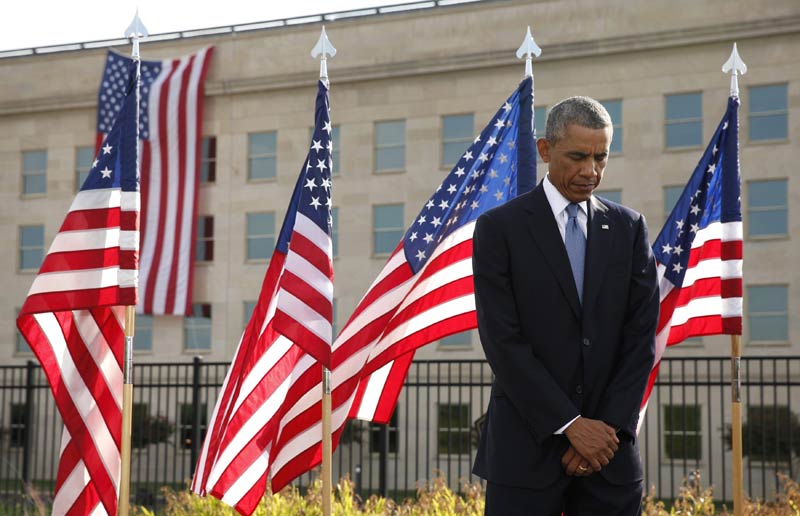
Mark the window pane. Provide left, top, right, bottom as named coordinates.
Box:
left=20, top=225, right=44, bottom=270
left=24, top=174, right=47, bottom=195
left=248, top=237, right=274, bottom=260
left=663, top=186, right=684, bottom=218
left=185, top=303, right=212, bottom=350
left=196, top=216, right=214, bottom=262
left=596, top=189, right=621, bottom=204
left=375, top=121, right=405, bottom=172
left=76, top=146, right=94, bottom=191
left=249, top=132, right=276, bottom=155
left=601, top=100, right=622, bottom=154
left=331, top=207, right=339, bottom=258
left=666, top=121, right=702, bottom=148
left=244, top=301, right=256, bottom=329
left=247, top=212, right=275, bottom=260
left=374, top=205, right=403, bottom=229
left=135, top=315, right=153, bottom=351
left=534, top=106, right=547, bottom=136
left=16, top=324, right=29, bottom=353
left=443, top=142, right=468, bottom=167
left=749, top=84, right=787, bottom=112
left=747, top=179, right=787, bottom=237
left=749, top=316, right=788, bottom=342
left=666, top=93, right=701, bottom=120
left=331, top=125, right=340, bottom=175
left=748, top=285, right=788, bottom=342
left=200, top=136, right=217, bottom=183
left=749, top=180, right=787, bottom=207
left=247, top=212, right=274, bottom=235
left=376, top=121, right=405, bottom=145
left=22, top=151, right=47, bottom=195
left=748, top=285, right=787, bottom=313
left=443, top=114, right=473, bottom=139
left=441, top=331, right=471, bottom=347
left=249, top=157, right=276, bottom=180
left=374, top=231, right=403, bottom=255
left=749, top=210, right=788, bottom=237
left=248, top=132, right=276, bottom=180
left=373, top=204, right=404, bottom=255
left=20, top=225, right=44, bottom=246
left=749, top=114, right=788, bottom=142
left=376, top=147, right=405, bottom=171
left=23, top=151, right=47, bottom=171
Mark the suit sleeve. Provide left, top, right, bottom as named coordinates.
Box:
left=596, top=214, right=658, bottom=438
left=473, top=212, right=580, bottom=445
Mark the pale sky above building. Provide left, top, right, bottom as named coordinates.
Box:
left=0, top=0, right=433, bottom=51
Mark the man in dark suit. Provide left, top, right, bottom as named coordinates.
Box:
left=472, top=96, right=659, bottom=515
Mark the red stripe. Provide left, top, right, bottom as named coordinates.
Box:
left=54, top=436, right=81, bottom=491
left=345, top=257, right=412, bottom=324
left=91, top=306, right=125, bottom=375
left=289, top=231, right=333, bottom=278
left=658, top=276, right=742, bottom=335
left=278, top=270, right=332, bottom=321
left=371, top=352, right=415, bottom=423
left=140, top=141, right=152, bottom=313
left=60, top=207, right=120, bottom=231
left=270, top=422, right=347, bottom=493
left=272, top=310, right=330, bottom=366
left=20, top=286, right=136, bottom=316
left=64, top=483, right=101, bottom=516
left=381, top=275, right=474, bottom=338
left=37, top=248, right=137, bottom=274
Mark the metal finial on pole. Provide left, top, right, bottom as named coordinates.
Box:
left=311, top=26, right=337, bottom=84
left=722, top=42, right=747, bottom=98
left=125, top=9, right=149, bottom=60
left=516, top=26, right=542, bottom=80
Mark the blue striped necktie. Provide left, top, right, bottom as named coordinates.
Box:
left=565, top=203, right=586, bottom=304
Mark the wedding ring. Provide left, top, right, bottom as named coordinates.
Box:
left=578, top=465, right=588, bottom=472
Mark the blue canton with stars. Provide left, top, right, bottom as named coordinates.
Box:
left=653, top=97, right=742, bottom=287
left=275, top=81, right=333, bottom=254
left=97, top=51, right=161, bottom=140
left=403, top=77, right=536, bottom=273
left=83, top=61, right=139, bottom=194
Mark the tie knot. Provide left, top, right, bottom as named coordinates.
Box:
left=566, top=203, right=580, bottom=220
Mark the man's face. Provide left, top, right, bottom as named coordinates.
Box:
left=536, top=124, right=612, bottom=203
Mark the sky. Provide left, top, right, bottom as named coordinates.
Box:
left=0, top=0, right=428, bottom=51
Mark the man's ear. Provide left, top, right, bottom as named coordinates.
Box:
left=536, top=138, right=551, bottom=163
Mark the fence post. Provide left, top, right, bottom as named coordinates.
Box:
left=22, top=360, right=36, bottom=486
left=378, top=424, right=388, bottom=498
left=190, top=356, right=203, bottom=471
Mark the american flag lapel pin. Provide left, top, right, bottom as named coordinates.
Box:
left=601, top=224, right=609, bottom=230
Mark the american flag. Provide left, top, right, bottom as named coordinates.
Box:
left=191, top=80, right=334, bottom=515
left=97, top=48, right=213, bottom=316
left=254, top=77, right=537, bottom=494
left=16, top=62, right=139, bottom=516
left=641, top=96, right=743, bottom=421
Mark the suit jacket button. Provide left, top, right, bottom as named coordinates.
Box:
left=582, top=338, right=590, bottom=347
left=575, top=385, right=583, bottom=395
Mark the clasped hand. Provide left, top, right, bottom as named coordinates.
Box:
left=562, top=417, right=618, bottom=476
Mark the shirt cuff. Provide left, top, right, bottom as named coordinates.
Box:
left=554, top=415, right=580, bottom=435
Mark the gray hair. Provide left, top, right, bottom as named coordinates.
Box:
left=545, top=96, right=612, bottom=144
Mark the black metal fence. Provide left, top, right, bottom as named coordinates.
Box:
left=1, top=356, right=798, bottom=512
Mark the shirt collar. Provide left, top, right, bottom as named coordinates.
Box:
left=543, top=174, right=588, bottom=217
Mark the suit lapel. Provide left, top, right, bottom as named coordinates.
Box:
left=583, top=196, right=612, bottom=312
left=525, top=186, right=582, bottom=320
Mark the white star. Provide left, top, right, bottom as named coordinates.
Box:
left=423, top=233, right=434, bottom=244
left=92, top=159, right=98, bottom=169
left=690, top=204, right=701, bottom=216
left=431, top=216, right=442, bottom=228
left=494, top=190, right=504, bottom=201
left=690, top=223, right=699, bottom=233
left=321, top=177, right=332, bottom=190
left=673, top=245, right=684, bottom=256
left=416, top=250, right=426, bottom=261
left=310, top=197, right=321, bottom=209
left=662, top=243, right=673, bottom=254
left=507, top=140, right=516, bottom=149
left=503, top=177, right=511, bottom=185
left=439, top=199, right=450, bottom=210
left=471, top=200, right=480, bottom=209
left=675, top=219, right=684, bottom=230
left=447, top=184, right=457, bottom=194
left=409, top=232, right=418, bottom=242
left=487, top=136, right=498, bottom=146
left=489, top=169, right=499, bottom=179
left=304, top=178, right=317, bottom=190
left=311, top=139, right=323, bottom=152
left=712, top=145, right=718, bottom=155
left=454, top=167, right=466, bottom=177
left=316, top=159, right=328, bottom=171
left=473, top=135, right=481, bottom=144
left=306, top=161, right=312, bottom=171
left=707, top=164, right=715, bottom=174
left=417, top=215, right=427, bottom=225
left=480, top=185, right=489, bottom=193
left=478, top=152, right=489, bottom=163
left=502, top=102, right=512, bottom=112
left=494, top=119, right=505, bottom=130
left=322, top=121, right=332, bottom=134
left=100, top=167, right=113, bottom=179
left=672, top=262, right=684, bottom=274
left=498, top=154, right=509, bottom=164
left=102, top=143, right=112, bottom=155
left=506, top=120, right=512, bottom=128
left=325, top=196, right=332, bottom=207
left=326, top=140, right=333, bottom=151
left=426, top=200, right=435, bottom=210
left=723, top=121, right=728, bottom=130
left=463, top=151, right=473, bottom=161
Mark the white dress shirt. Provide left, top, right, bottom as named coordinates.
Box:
left=542, top=174, right=587, bottom=435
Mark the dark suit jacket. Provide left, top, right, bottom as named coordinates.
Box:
left=472, top=183, right=658, bottom=488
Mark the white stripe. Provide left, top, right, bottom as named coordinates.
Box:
left=70, top=189, right=120, bottom=212
left=49, top=228, right=126, bottom=254
left=294, top=212, right=333, bottom=258
left=669, top=296, right=743, bottom=327
left=119, top=230, right=139, bottom=251
left=690, top=221, right=743, bottom=248
left=153, top=56, right=192, bottom=314
left=230, top=336, right=293, bottom=415
left=120, top=191, right=140, bottom=212
left=137, top=59, right=171, bottom=314
left=73, top=310, right=123, bottom=408
left=682, top=258, right=742, bottom=287
left=276, top=288, right=332, bottom=343
left=220, top=445, right=271, bottom=507
left=29, top=267, right=134, bottom=295
left=355, top=361, right=392, bottom=420
left=395, top=255, right=472, bottom=314
left=52, top=457, right=89, bottom=516
left=34, top=312, right=120, bottom=489
left=283, top=250, right=333, bottom=298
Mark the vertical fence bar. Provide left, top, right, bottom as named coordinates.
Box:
left=191, top=356, right=202, bottom=472
left=22, top=360, right=35, bottom=486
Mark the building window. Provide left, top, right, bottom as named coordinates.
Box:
left=535, top=106, right=548, bottom=162
left=596, top=189, right=622, bottom=204
left=663, top=404, right=701, bottom=460
left=742, top=405, right=798, bottom=462
left=331, top=207, right=339, bottom=258
left=19, top=225, right=44, bottom=271
left=369, top=410, right=399, bottom=453
left=16, top=309, right=29, bottom=354
left=438, top=403, right=471, bottom=455
left=600, top=100, right=622, bottom=154
left=748, top=84, right=788, bottom=142
left=331, top=125, right=341, bottom=176
left=665, top=93, right=702, bottom=149
left=196, top=216, right=214, bottom=262
left=248, top=132, right=277, bottom=181
left=244, top=301, right=256, bottom=330
left=135, top=315, right=153, bottom=352
left=375, top=120, right=405, bottom=172
left=246, top=212, right=275, bottom=261
left=442, top=114, right=474, bottom=167
left=22, top=150, right=47, bottom=195
left=747, top=179, right=787, bottom=238
left=179, top=403, right=207, bottom=450
left=200, top=136, right=217, bottom=183
left=747, top=285, right=788, bottom=344
left=10, top=403, right=27, bottom=448
left=185, top=303, right=212, bottom=350
left=440, top=331, right=471, bottom=348
left=373, top=204, right=404, bottom=256
left=75, top=146, right=94, bottom=191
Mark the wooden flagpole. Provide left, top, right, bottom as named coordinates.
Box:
left=311, top=26, right=336, bottom=516
left=118, top=11, right=148, bottom=516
